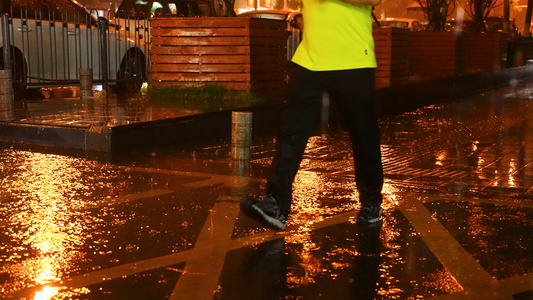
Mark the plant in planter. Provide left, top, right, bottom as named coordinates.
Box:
left=416, top=0, right=455, bottom=31
left=459, top=0, right=502, bottom=33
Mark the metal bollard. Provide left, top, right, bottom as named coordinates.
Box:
left=231, top=111, right=253, bottom=161
left=80, top=68, right=93, bottom=98
left=2, top=15, right=12, bottom=72
left=98, top=17, right=109, bottom=92
left=0, top=97, right=14, bottom=121
left=0, top=70, right=14, bottom=103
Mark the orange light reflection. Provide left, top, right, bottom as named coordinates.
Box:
left=1, top=151, right=103, bottom=298
left=435, top=150, right=447, bottom=166
left=508, top=158, right=516, bottom=187
left=284, top=133, right=405, bottom=294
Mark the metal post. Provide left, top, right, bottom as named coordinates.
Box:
left=0, top=97, right=14, bottom=121
left=231, top=111, right=253, bottom=160
left=0, top=69, right=14, bottom=103
left=1, top=14, right=12, bottom=71
left=98, top=17, right=109, bottom=92
left=80, top=67, right=93, bottom=98
left=231, top=111, right=253, bottom=176
left=1, top=14, right=14, bottom=103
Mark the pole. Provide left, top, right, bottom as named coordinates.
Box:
left=231, top=111, right=253, bottom=176
left=231, top=111, right=253, bottom=160
left=0, top=69, right=14, bottom=103
left=1, top=14, right=12, bottom=71
left=98, top=17, right=109, bottom=92
left=80, top=67, right=93, bottom=98
left=524, top=0, right=533, bottom=36
left=503, top=0, right=510, bottom=34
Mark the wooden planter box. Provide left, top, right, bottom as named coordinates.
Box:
left=409, top=31, right=468, bottom=81
left=150, top=17, right=288, bottom=99
left=373, top=27, right=410, bottom=89
left=466, top=32, right=507, bottom=74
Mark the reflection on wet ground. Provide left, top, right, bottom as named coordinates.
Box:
left=1, top=82, right=532, bottom=299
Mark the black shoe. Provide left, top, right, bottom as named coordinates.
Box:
left=357, top=205, right=383, bottom=224
left=241, top=195, right=286, bottom=231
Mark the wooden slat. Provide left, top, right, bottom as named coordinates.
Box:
left=249, top=18, right=287, bottom=30
left=376, top=65, right=409, bottom=73
left=249, top=55, right=286, bottom=63
left=152, top=72, right=250, bottom=82
left=410, top=45, right=462, bottom=52
left=411, top=66, right=458, bottom=72
left=152, top=64, right=250, bottom=73
left=151, top=45, right=250, bottom=55
left=150, top=17, right=286, bottom=29
left=249, top=37, right=288, bottom=45
left=250, top=73, right=286, bottom=82
left=250, top=64, right=286, bottom=73
left=413, top=55, right=466, bottom=63
left=150, top=46, right=286, bottom=56
left=151, top=36, right=250, bottom=46
left=250, top=78, right=287, bottom=85
left=375, top=69, right=409, bottom=76
left=152, top=36, right=286, bottom=47
left=375, top=51, right=409, bottom=60
left=152, top=81, right=251, bottom=90
left=151, top=54, right=251, bottom=64
left=249, top=28, right=289, bottom=38
left=150, top=17, right=251, bottom=28
left=151, top=27, right=250, bottom=37
left=249, top=46, right=286, bottom=55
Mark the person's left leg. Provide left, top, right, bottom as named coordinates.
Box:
left=325, top=68, right=383, bottom=209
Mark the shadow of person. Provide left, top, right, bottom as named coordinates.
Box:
left=215, top=238, right=288, bottom=300
left=350, top=220, right=383, bottom=300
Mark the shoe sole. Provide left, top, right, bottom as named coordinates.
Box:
left=241, top=197, right=286, bottom=231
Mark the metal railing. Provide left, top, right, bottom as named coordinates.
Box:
left=1, top=4, right=149, bottom=93
left=287, top=25, right=302, bottom=61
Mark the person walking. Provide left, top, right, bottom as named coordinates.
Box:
left=241, top=0, right=384, bottom=231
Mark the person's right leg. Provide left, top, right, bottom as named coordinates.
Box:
left=325, top=68, right=383, bottom=223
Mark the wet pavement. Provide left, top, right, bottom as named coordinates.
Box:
left=1, top=80, right=533, bottom=299
left=0, top=87, right=245, bottom=128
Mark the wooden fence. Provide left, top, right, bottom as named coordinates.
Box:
left=373, top=27, right=410, bottom=89
left=466, top=33, right=508, bottom=74
left=409, top=31, right=468, bottom=81
left=150, top=19, right=514, bottom=94
left=150, top=17, right=288, bottom=99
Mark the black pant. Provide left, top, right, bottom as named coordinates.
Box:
left=267, top=64, right=384, bottom=218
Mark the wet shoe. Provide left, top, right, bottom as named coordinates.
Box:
left=241, top=195, right=286, bottom=231
left=357, top=205, right=383, bottom=224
